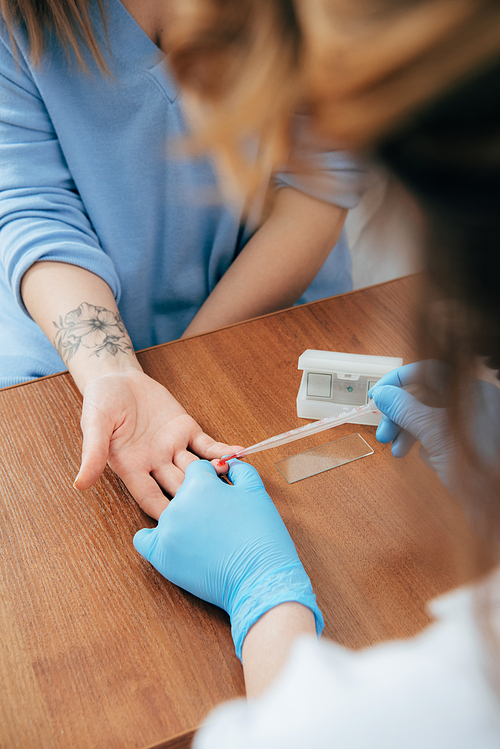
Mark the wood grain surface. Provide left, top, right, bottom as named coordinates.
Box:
left=0, top=276, right=486, bottom=749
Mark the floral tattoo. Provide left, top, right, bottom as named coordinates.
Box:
left=53, top=302, right=133, bottom=364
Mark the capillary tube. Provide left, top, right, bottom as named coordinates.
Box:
left=220, top=400, right=378, bottom=462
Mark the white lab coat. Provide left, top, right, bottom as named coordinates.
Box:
left=194, top=572, right=500, bottom=748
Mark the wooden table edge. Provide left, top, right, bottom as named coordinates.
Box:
left=140, top=727, right=196, bottom=749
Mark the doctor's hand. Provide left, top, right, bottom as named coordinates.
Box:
left=134, top=460, right=323, bottom=658
left=73, top=370, right=243, bottom=519
left=370, top=360, right=500, bottom=493
left=369, top=361, right=455, bottom=488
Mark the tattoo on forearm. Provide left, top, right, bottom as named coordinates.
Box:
left=53, top=302, right=133, bottom=364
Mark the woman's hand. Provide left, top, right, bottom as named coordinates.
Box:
left=134, top=460, right=323, bottom=658
left=20, top=263, right=241, bottom=519
left=74, top=371, right=242, bottom=519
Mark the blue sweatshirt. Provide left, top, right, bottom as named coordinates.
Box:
left=0, top=0, right=365, bottom=387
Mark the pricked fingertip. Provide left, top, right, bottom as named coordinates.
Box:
left=212, top=458, right=229, bottom=475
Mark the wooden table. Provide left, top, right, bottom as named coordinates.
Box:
left=0, top=276, right=486, bottom=749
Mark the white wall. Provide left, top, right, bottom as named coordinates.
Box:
left=346, top=167, right=424, bottom=289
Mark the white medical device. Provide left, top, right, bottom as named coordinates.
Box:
left=296, top=350, right=403, bottom=426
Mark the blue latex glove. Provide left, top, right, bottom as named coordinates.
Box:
left=369, top=360, right=500, bottom=490
left=134, top=459, right=324, bottom=659
left=369, top=361, right=454, bottom=487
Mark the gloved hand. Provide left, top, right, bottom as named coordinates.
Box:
left=134, top=459, right=323, bottom=659
left=369, top=361, right=454, bottom=487
left=369, top=360, right=500, bottom=491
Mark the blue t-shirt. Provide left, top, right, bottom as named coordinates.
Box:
left=0, top=0, right=365, bottom=387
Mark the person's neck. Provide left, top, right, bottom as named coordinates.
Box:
left=119, top=0, right=173, bottom=51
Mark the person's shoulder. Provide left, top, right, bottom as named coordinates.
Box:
left=0, top=15, right=36, bottom=74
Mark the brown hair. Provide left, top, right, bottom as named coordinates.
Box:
left=0, top=0, right=107, bottom=70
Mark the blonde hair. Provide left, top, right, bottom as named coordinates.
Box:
left=0, top=0, right=107, bottom=70
left=168, top=0, right=500, bottom=197
left=168, top=0, right=303, bottom=202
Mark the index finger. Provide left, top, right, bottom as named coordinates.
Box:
left=369, top=360, right=451, bottom=401
left=369, top=361, right=420, bottom=395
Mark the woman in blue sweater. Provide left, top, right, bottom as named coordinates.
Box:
left=0, top=0, right=365, bottom=518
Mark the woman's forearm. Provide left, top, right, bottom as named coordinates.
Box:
left=21, top=261, right=142, bottom=392
left=241, top=602, right=317, bottom=698
left=20, top=260, right=242, bottom=514
left=182, top=188, right=347, bottom=336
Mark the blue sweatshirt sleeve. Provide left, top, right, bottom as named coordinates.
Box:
left=273, top=114, right=368, bottom=209
left=0, top=28, right=121, bottom=316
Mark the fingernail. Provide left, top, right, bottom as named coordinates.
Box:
left=73, top=472, right=81, bottom=490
